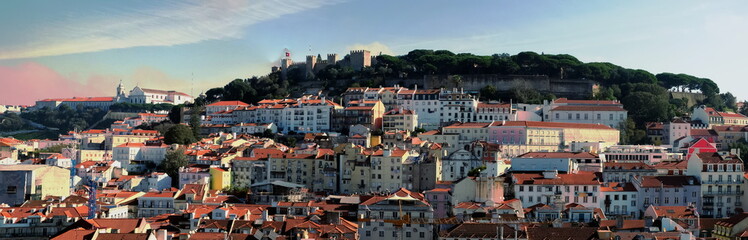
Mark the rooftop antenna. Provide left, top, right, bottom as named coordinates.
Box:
left=191, top=72, right=195, bottom=97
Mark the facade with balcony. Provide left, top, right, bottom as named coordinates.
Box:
left=686, top=151, right=743, bottom=218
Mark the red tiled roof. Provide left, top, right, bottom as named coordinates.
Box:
left=555, top=98, right=620, bottom=105
left=384, top=108, right=415, bottom=115
left=603, top=162, right=655, bottom=170
left=638, top=176, right=699, bottom=188
left=720, top=112, right=748, bottom=118
left=444, top=122, right=497, bottom=128
left=477, top=102, right=511, bottom=108
left=513, top=172, right=600, bottom=185
left=650, top=205, right=698, bottom=219
left=207, top=101, right=249, bottom=106
left=39, top=97, right=114, bottom=102
left=715, top=212, right=748, bottom=227
left=696, top=152, right=742, bottom=164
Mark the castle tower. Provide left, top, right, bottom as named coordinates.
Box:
left=280, top=49, right=292, bottom=80
left=349, top=50, right=371, bottom=71
left=305, top=55, right=317, bottom=79
left=327, top=54, right=339, bottom=65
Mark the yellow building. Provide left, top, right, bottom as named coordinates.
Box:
left=209, top=167, right=232, bottom=190
left=342, top=146, right=412, bottom=194
left=106, top=135, right=154, bottom=150
left=266, top=150, right=336, bottom=192
left=78, top=149, right=111, bottom=162
left=0, top=165, right=70, bottom=206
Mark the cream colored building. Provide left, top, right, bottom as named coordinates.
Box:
left=0, top=165, right=70, bottom=206
left=382, top=108, right=418, bottom=132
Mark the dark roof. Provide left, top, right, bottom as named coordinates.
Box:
left=526, top=227, right=598, bottom=240
left=441, top=223, right=526, bottom=239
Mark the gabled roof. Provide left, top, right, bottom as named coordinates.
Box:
left=512, top=172, right=600, bottom=185
left=637, top=175, right=699, bottom=188
left=360, top=188, right=429, bottom=206
left=650, top=205, right=698, bottom=219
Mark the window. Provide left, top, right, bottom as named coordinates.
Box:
left=420, top=232, right=425, bottom=238
left=406, top=232, right=411, bottom=238
left=6, top=186, right=16, bottom=194
left=379, top=231, right=384, bottom=237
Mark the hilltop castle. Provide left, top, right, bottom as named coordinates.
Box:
left=273, top=49, right=377, bottom=79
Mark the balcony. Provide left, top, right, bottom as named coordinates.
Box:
left=704, top=191, right=742, bottom=196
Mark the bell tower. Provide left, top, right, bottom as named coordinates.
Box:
left=115, top=80, right=127, bottom=102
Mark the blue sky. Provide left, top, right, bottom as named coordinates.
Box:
left=1, top=0, right=746, bottom=105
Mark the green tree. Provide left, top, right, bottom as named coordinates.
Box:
left=189, top=106, right=203, bottom=139
left=164, top=125, right=197, bottom=145
left=740, top=101, right=748, bottom=116
left=621, top=118, right=648, bottom=144
left=480, top=85, right=499, bottom=101
left=168, top=106, right=183, bottom=124
left=159, top=148, right=189, bottom=186
left=467, top=166, right=487, bottom=177
left=720, top=92, right=737, bottom=111
left=728, top=139, right=748, bottom=166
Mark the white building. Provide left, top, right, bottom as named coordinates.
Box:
left=600, top=182, right=639, bottom=218
left=112, top=143, right=168, bottom=173
left=230, top=123, right=276, bottom=135
left=686, top=151, right=744, bottom=218
left=123, top=85, right=193, bottom=105
left=205, top=97, right=342, bottom=134
left=664, top=119, right=691, bottom=147
left=476, top=102, right=516, bottom=122
left=511, top=152, right=601, bottom=173
left=512, top=171, right=602, bottom=209
left=358, top=188, right=434, bottom=240
left=601, top=145, right=680, bottom=165
left=543, top=98, right=627, bottom=128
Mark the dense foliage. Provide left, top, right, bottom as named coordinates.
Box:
left=159, top=148, right=189, bottom=186
left=164, top=125, right=197, bottom=145
left=203, top=73, right=290, bottom=104
left=0, top=112, right=31, bottom=131
left=21, top=105, right=107, bottom=132
left=109, top=102, right=174, bottom=112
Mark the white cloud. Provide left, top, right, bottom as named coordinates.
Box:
left=0, top=0, right=343, bottom=60
left=346, top=41, right=395, bottom=56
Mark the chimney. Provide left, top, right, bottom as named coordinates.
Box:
left=156, top=229, right=168, bottom=240
left=616, top=216, right=624, bottom=229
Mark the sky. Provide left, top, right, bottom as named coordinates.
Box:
left=1, top=0, right=747, bottom=105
